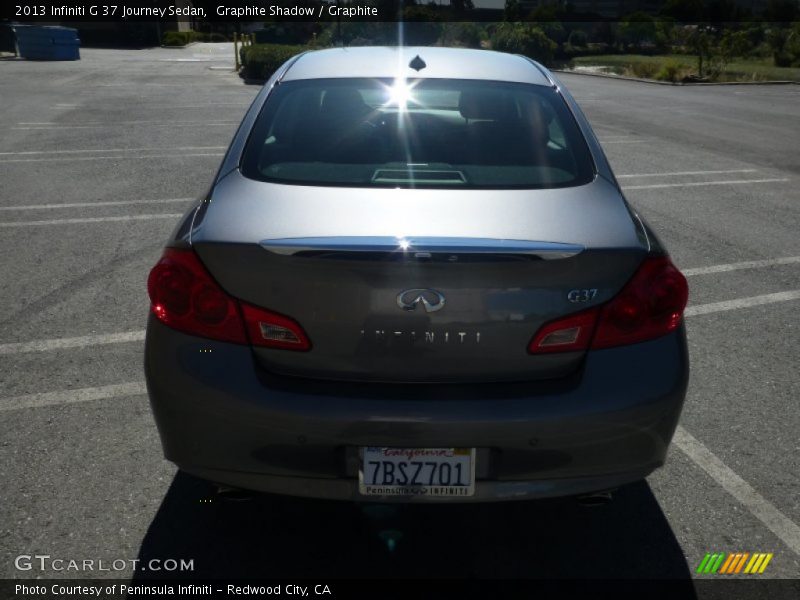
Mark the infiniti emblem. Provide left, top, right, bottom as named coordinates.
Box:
left=396, top=288, right=446, bottom=313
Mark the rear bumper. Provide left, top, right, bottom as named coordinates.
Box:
left=144, top=316, right=689, bottom=502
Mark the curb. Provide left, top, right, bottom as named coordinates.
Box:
left=554, top=70, right=678, bottom=85
left=160, top=42, right=201, bottom=49
left=554, top=69, right=799, bottom=86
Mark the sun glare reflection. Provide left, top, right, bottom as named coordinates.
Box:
left=383, top=79, right=417, bottom=112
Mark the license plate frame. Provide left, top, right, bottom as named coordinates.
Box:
left=358, top=447, right=476, bottom=497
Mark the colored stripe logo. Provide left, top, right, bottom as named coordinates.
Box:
left=696, top=552, right=773, bottom=574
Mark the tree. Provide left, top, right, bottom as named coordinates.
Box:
left=654, top=18, right=677, bottom=52
left=567, top=29, right=588, bottom=48
left=660, top=0, right=704, bottom=22
left=491, top=23, right=557, bottom=63
left=618, top=12, right=657, bottom=50
left=539, top=21, right=567, bottom=45
left=718, top=29, right=752, bottom=62
left=767, top=24, right=800, bottom=66
left=449, top=0, right=474, bottom=15
left=763, top=0, right=800, bottom=23
left=441, top=22, right=483, bottom=48
left=529, top=3, right=559, bottom=22
left=402, top=5, right=444, bottom=46
left=503, top=0, right=524, bottom=22
left=686, top=25, right=715, bottom=77
left=704, top=0, right=749, bottom=23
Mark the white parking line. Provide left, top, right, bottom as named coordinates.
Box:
left=0, top=331, right=145, bottom=355
left=0, top=198, right=193, bottom=211
left=673, top=427, right=800, bottom=556
left=622, top=178, right=789, bottom=190
left=0, top=153, right=224, bottom=164
left=684, top=290, right=800, bottom=317
left=0, top=214, right=183, bottom=227
left=0, top=382, right=146, bottom=412
left=0, top=146, right=225, bottom=156
left=18, top=121, right=238, bottom=125
left=599, top=140, right=647, bottom=144
left=12, top=123, right=237, bottom=130
left=617, top=169, right=758, bottom=178
left=51, top=103, right=250, bottom=109
left=683, top=256, right=800, bottom=277
left=158, top=58, right=224, bottom=63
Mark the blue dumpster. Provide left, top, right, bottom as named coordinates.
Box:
left=0, top=24, right=16, bottom=54
left=12, top=25, right=80, bottom=60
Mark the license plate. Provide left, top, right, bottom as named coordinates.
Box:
left=358, top=447, right=476, bottom=497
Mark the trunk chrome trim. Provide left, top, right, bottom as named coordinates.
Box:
left=260, top=236, right=584, bottom=259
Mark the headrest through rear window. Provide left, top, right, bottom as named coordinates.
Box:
left=458, top=90, right=515, bottom=120
left=320, top=88, right=372, bottom=119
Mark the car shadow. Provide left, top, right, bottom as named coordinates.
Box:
left=133, top=472, right=695, bottom=585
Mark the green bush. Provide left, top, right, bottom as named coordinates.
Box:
left=655, top=59, right=687, bottom=82
left=253, top=24, right=319, bottom=45
left=490, top=23, right=557, bottom=64
left=402, top=21, right=444, bottom=47
left=440, top=22, right=483, bottom=48
left=566, top=42, right=617, bottom=58
left=628, top=61, right=659, bottom=78
left=567, top=30, right=588, bottom=48
left=313, top=23, right=396, bottom=47
left=402, top=6, right=444, bottom=46
left=564, top=33, right=604, bottom=58
left=786, top=24, right=800, bottom=65
left=767, top=24, right=800, bottom=67
left=774, top=51, right=793, bottom=67
left=240, top=44, right=308, bottom=81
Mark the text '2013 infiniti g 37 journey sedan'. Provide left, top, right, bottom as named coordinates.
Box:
left=145, top=47, right=689, bottom=502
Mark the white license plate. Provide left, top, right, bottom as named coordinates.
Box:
left=358, top=447, right=476, bottom=497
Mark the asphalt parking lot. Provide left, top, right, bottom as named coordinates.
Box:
left=1, top=44, right=798, bottom=584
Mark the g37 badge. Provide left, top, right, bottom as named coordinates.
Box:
left=567, top=288, right=598, bottom=303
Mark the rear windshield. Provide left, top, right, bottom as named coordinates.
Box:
left=241, top=78, right=595, bottom=189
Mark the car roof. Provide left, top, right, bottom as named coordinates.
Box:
left=281, top=46, right=554, bottom=86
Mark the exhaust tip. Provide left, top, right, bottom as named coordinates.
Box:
left=575, top=490, right=614, bottom=507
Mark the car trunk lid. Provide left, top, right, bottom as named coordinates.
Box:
left=191, top=172, right=647, bottom=383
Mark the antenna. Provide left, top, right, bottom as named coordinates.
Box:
left=409, top=55, right=426, bottom=72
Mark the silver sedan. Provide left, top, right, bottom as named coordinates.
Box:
left=145, top=46, right=689, bottom=502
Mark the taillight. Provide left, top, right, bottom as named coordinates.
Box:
left=147, top=248, right=247, bottom=344
left=241, top=302, right=311, bottom=351
left=591, top=256, right=688, bottom=349
left=528, top=256, right=688, bottom=354
left=147, top=248, right=311, bottom=351
left=528, top=308, right=599, bottom=354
